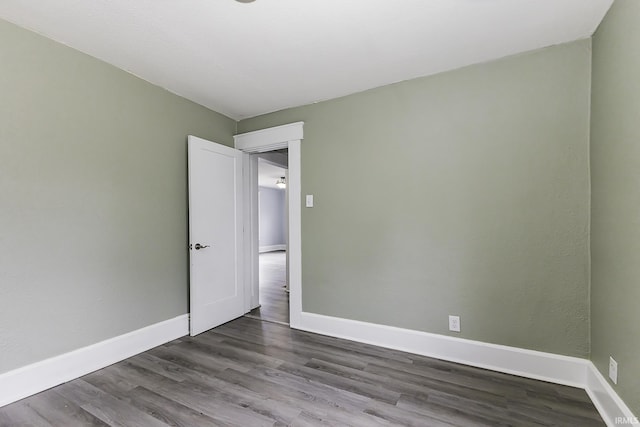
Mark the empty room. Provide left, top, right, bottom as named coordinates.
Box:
left=0, top=0, right=638, bottom=426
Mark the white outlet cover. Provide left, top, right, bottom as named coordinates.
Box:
left=448, top=315, right=461, bottom=332
left=609, top=356, right=618, bottom=384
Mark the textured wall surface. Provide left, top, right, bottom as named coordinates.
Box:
left=239, top=40, right=592, bottom=357
left=590, top=0, right=640, bottom=416
left=0, top=19, right=236, bottom=374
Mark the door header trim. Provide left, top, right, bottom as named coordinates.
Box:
left=234, top=122, right=304, bottom=153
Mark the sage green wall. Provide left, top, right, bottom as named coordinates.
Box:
left=240, top=40, right=592, bottom=357
left=0, top=19, right=235, bottom=374
left=591, top=0, right=640, bottom=416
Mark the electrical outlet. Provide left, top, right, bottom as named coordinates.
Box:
left=448, top=315, right=461, bottom=332
left=609, top=356, right=618, bottom=384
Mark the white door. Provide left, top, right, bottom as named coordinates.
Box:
left=188, top=135, right=244, bottom=336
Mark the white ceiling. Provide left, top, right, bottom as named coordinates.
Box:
left=259, top=160, right=286, bottom=190
left=0, top=0, right=612, bottom=120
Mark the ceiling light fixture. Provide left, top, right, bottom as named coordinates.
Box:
left=235, top=0, right=256, bottom=3
left=276, top=177, right=286, bottom=189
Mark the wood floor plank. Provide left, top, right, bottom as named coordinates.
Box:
left=363, top=361, right=520, bottom=404
left=82, top=365, right=139, bottom=397
left=122, top=386, right=231, bottom=427
left=247, top=251, right=289, bottom=324
left=120, top=356, right=300, bottom=425
left=213, top=331, right=370, bottom=372
left=54, top=381, right=168, bottom=427
left=522, top=388, right=607, bottom=421
left=276, top=360, right=402, bottom=405
left=22, top=390, right=109, bottom=427
left=288, top=411, right=345, bottom=427
left=174, top=335, right=282, bottom=370
left=228, top=366, right=392, bottom=427
left=126, top=353, right=194, bottom=383
left=222, top=317, right=415, bottom=367
left=254, top=364, right=373, bottom=407
left=305, top=356, right=511, bottom=413
left=147, top=340, right=252, bottom=374
left=0, top=400, right=54, bottom=427
left=214, top=367, right=372, bottom=425
left=505, top=399, right=606, bottom=427
left=364, top=400, right=459, bottom=427
left=395, top=392, right=504, bottom=427
left=132, top=375, right=278, bottom=426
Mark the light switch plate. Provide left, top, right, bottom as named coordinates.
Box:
left=306, top=194, right=314, bottom=208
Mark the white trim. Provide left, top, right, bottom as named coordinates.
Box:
left=287, top=140, right=302, bottom=328
left=242, top=153, right=260, bottom=311
left=235, top=123, right=303, bottom=328
left=586, top=363, right=638, bottom=427
left=234, top=122, right=303, bottom=152
left=259, top=244, right=287, bottom=253
left=296, top=312, right=588, bottom=387
left=0, top=314, right=189, bottom=408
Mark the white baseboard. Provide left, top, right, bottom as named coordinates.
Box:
left=295, top=311, right=637, bottom=426
left=296, top=312, right=588, bottom=387
left=2, top=310, right=636, bottom=427
left=0, top=314, right=189, bottom=408
left=259, top=244, right=286, bottom=253
left=585, top=363, right=639, bottom=427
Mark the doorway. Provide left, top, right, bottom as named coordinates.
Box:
left=246, top=153, right=290, bottom=324
left=234, top=121, right=303, bottom=329
left=187, top=123, right=302, bottom=335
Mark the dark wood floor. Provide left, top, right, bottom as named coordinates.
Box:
left=0, top=315, right=604, bottom=426
left=247, top=250, right=289, bottom=324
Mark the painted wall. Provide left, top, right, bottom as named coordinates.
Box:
left=0, top=19, right=236, bottom=374
left=239, top=40, right=592, bottom=357
left=590, top=0, right=640, bottom=416
left=259, top=186, right=286, bottom=249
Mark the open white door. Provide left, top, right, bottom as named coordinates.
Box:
left=188, top=135, right=244, bottom=336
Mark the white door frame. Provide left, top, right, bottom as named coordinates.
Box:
left=234, top=122, right=303, bottom=328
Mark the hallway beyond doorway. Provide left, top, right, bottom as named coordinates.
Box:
left=246, top=251, right=289, bottom=324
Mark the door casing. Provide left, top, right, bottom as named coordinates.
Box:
left=234, top=122, right=303, bottom=328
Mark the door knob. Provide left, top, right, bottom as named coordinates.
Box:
left=194, top=243, right=210, bottom=250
